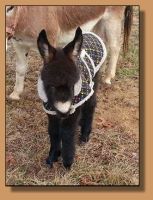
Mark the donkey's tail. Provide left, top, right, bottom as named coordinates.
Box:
left=123, top=6, right=133, bottom=54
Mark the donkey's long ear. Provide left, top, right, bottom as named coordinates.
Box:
left=37, top=29, right=56, bottom=63
left=63, top=27, right=83, bottom=60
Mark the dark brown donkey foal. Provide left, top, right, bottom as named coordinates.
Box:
left=37, top=27, right=107, bottom=169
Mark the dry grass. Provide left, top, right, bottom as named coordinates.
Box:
left=6, top=6, right=139, bottom=186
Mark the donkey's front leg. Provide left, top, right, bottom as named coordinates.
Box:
left=46, top=115, right=61, bottom=167
left=9, top=41, right=29, bottom=100
left=61, top=110, right=80, bottom=169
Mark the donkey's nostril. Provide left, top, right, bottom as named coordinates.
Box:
left=54, top=101, right=71, bottom=114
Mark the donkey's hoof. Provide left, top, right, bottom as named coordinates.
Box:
left=46, top=157, right=53, bottom=168
left=79, top=135, right=89, bottom=144
left=104, top=78, right=112, bottom=85
left=9, top=92, right=20, bottom=100
left=54, top=150, right=61, bottom=162
left=63, top=162, right=72, bottom=170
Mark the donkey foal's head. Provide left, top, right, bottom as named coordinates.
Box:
left=37, top=27, right=83, bottom=118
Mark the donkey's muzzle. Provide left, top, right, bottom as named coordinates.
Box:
left=54, top=101, right=71, bottom=114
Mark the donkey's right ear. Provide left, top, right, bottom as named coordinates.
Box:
left=37, top=29, right=56, bottom=63
left=63, top=27, right=83, bottom=61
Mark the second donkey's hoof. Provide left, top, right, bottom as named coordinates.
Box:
left=9, top=91, right=20, bottom=100
left=103, top=78, right=112, bottom=85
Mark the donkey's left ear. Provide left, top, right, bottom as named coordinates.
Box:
left=6, top=6, right=15, bottom=16
left=37, top=29, right=56, bottom=63
left=64, top=27, right=83, bottom=60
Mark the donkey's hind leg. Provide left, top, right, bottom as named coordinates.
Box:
left=9, top=40, right=29, bottom=100
left=46, top=115, right=61, bottom=167
left=93, top=8, right=124, bottom=84
left=80, top=94, right=96, bottom=143
left=102, top=7, right=125, bottom=84
left=104, top=16, right=123, bottom=84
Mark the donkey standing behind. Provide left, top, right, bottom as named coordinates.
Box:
left=6, top=6, right=133, bottom=100
left=37, top=27, right=107, bottom=169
